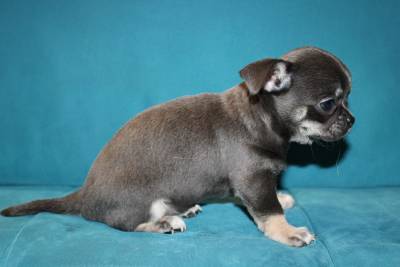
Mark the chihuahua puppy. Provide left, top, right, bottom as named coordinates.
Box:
left=1, top=47, right=354, bottom=247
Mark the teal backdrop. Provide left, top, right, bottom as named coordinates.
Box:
left=0, top=0, right=399, bottom=188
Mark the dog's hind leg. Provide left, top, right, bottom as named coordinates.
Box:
left=135, top=198, right=187, bottom=234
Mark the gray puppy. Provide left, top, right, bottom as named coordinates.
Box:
left=1, top=47, right=354, bottom=247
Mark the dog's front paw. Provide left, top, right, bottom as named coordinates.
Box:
left=263, top=215, right=315, bottom=247
left=287, top=226, right=315, bottom=247
left=269, top=225, right=315, bottom=247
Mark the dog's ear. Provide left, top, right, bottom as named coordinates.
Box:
left=239, top=59, right=292, bottom=95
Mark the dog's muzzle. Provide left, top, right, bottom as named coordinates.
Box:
left=326, top=105, right=355, bottom=141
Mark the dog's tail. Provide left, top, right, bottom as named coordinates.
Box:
left=1, top=190, right=81, bottom=217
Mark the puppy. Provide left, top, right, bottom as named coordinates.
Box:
left=1, top=47, right=354, bottom=247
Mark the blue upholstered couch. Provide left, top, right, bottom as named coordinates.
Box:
left=1, top=1, right=400, bottom=266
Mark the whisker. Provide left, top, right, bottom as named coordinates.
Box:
left=335, top=140, right=342, bottom=176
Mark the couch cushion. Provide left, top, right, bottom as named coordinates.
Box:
left=289, top=188, right=400, bottom=267
left=1, top=186, right=399, bottom=266
left=0, top=186, right=331, bottom=267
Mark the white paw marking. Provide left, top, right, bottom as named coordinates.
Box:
left=149, top=199, right=170, bottom=221
left=162, top=216, right=187, bottom=233
left=181, top=204, right=202, bottom=218
left=263, top=214, right=316, bottom=247
left=289, top=227, right=316, bottom=247
left=277, top=192, right=295, bottom=210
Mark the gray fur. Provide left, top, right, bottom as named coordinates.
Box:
left=1, top=47, right=355, bottom=245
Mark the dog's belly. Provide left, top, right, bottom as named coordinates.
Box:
left=80, top=160, right=230, bottom=230
left=169, top=174, right=232, bottom=205
left=80, top=140, right=225, bottom=224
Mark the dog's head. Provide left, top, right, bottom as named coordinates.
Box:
left=240, top=47, right=355, bottom=144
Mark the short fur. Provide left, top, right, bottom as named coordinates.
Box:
left=1, top=47, right=355, bottom=247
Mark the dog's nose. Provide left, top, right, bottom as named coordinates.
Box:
left=346, top=114, right=355, bottom=127
left=341, top=103, right=355, bottom=127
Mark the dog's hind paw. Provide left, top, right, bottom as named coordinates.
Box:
left=157, top=216, right=187, bottom=234
left=181, top=204, right=202, bottom=218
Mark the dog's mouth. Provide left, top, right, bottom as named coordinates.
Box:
left=298, top=102, right=355, bottom=144
left=310, top=134, right=343, bottom=143
left=309, top=126, right=353, bottom=143
left=292, top=114, right=355, bottom=145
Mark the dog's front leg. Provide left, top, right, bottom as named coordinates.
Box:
left=236, top=171, right=315, bottom=247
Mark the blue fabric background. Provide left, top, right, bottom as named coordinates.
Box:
left=0, top=0, right=399, bottom=187
left=1, top=2, right=400, bottom=267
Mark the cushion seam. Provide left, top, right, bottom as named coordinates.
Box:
left=3, top=215, right=38, bottom=266
left=288, top=189, right=336, bottom=267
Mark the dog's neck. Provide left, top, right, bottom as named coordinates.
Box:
left=223, top=84, right=292, bottom=159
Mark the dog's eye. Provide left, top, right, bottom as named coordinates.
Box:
left=319, top=98, right=336, bottom=113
